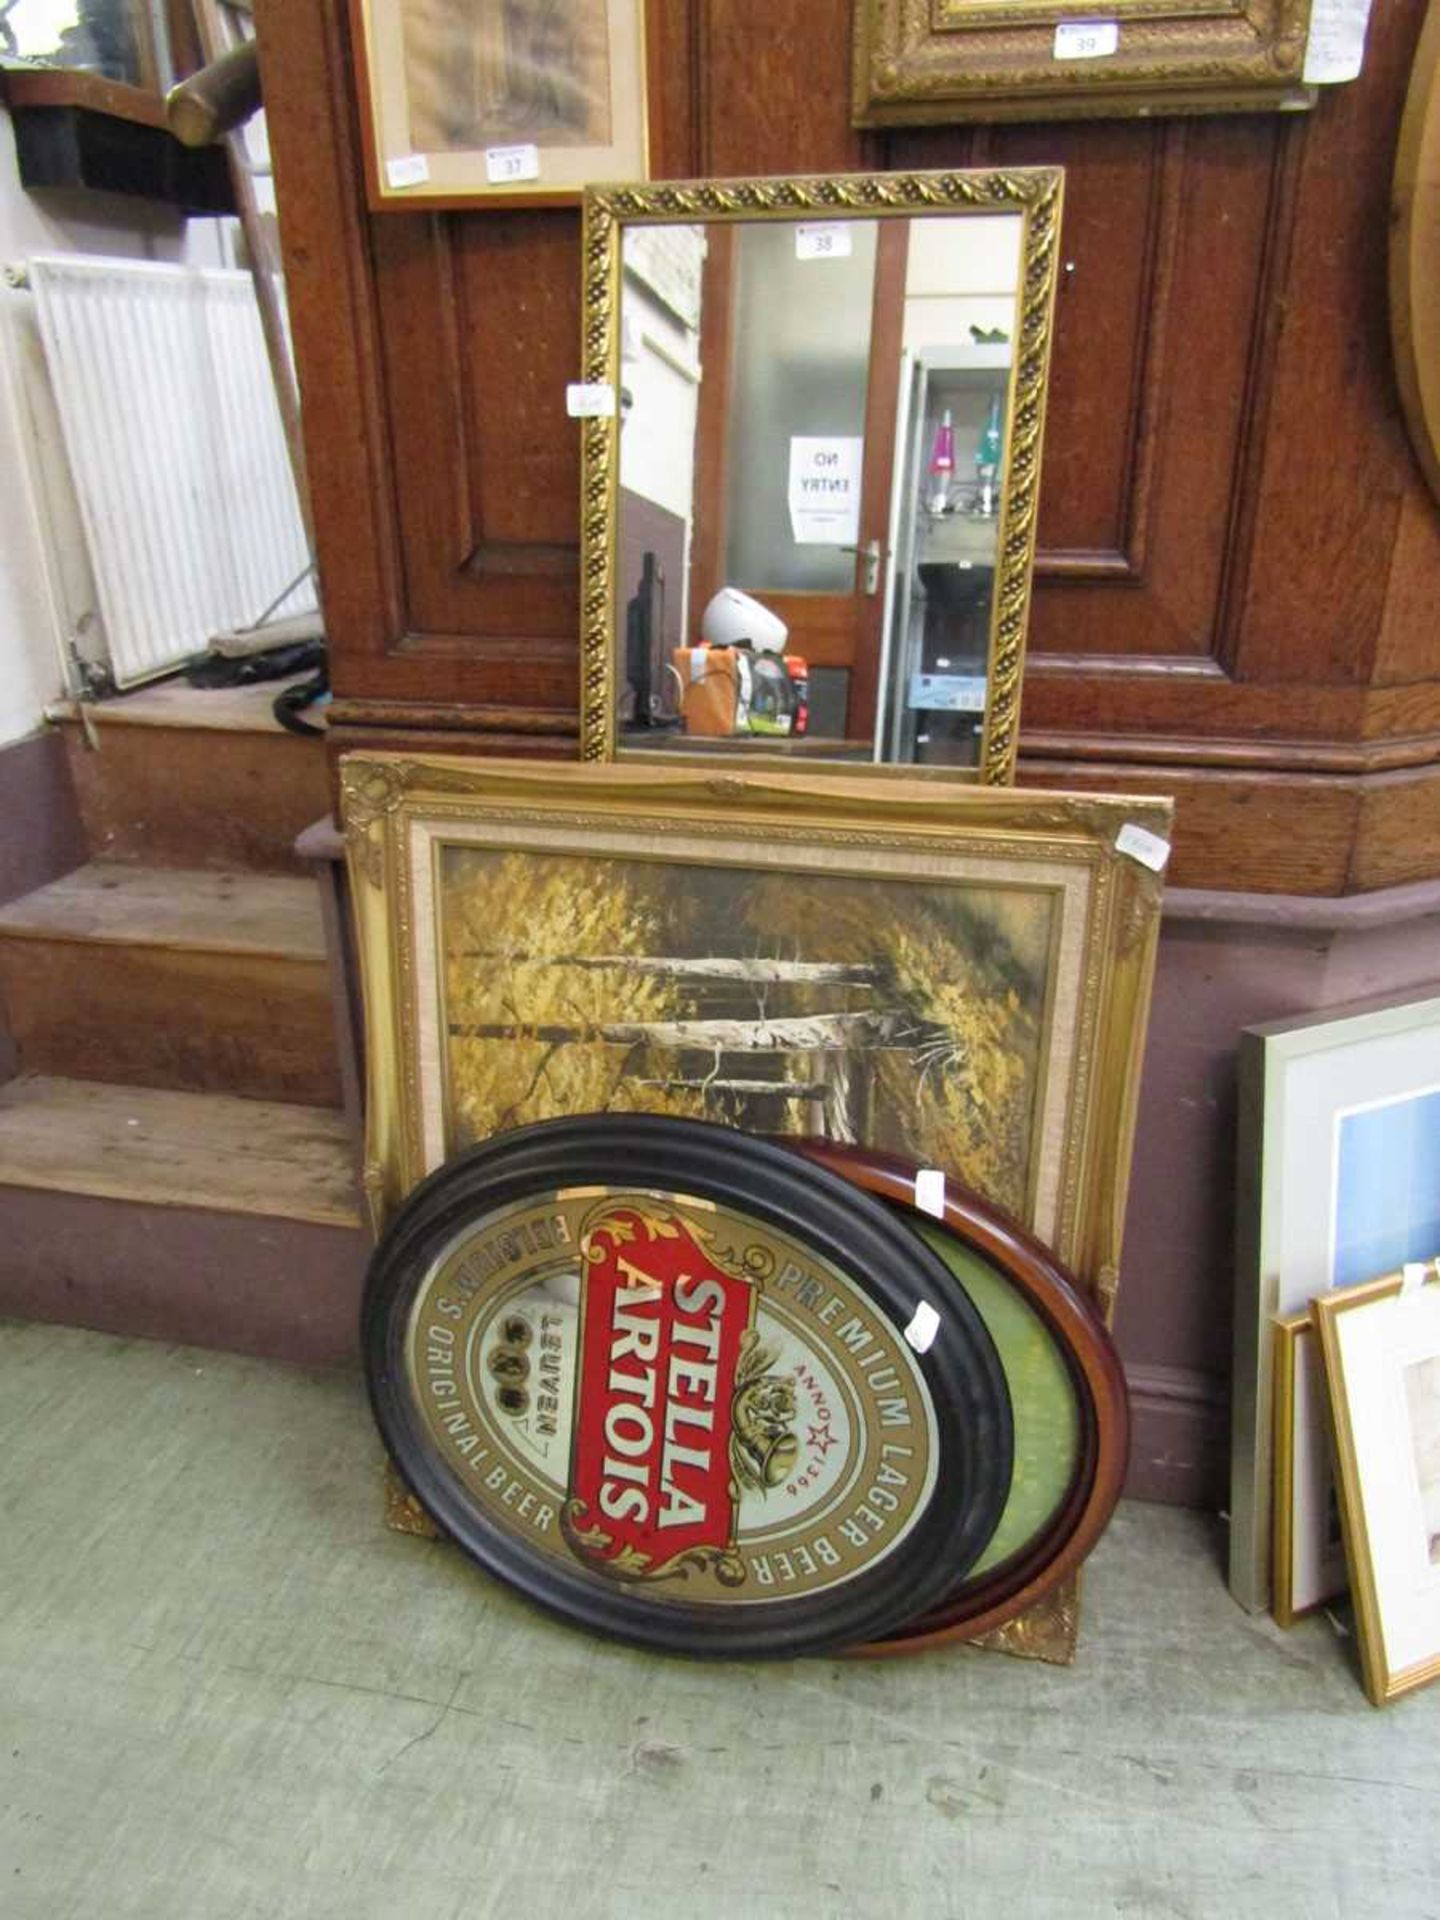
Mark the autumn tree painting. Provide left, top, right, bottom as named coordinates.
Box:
left=441, top=847, right=1050, bottom=1218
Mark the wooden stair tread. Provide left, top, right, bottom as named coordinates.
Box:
left=51, top=674, right=318, bottom=736
left=0, top=1077, right=362, bottom=1228
left=0, top=862, right=326, bottom=960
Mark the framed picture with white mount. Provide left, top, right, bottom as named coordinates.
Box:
left=351, top=0, right=650, bottom=210
left=1232, top=987, right=1440, bottom=1615
left=1314, top=1263, right=1440, bottom=1705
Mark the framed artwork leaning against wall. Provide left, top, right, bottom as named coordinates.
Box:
left=342, top=756, right=1170, bottom=1667
left=1315, top=1266, right=1440, bottom=1706
left=1232, top=988, right=1440, bottom=1616
left=341, top=756, right=1170, bottom=1316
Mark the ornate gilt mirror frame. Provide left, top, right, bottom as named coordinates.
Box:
left=577, top=168, right=1064, bottom=784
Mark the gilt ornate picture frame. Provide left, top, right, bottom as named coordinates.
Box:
left=852, top=1, right=1317, bottom=126
left=343, top=756, right=1167, bottom=1299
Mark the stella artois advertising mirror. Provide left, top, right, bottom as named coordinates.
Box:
left=365, top=1116, right=1017, bottom=1657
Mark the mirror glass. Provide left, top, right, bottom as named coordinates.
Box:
left=583, top=178, right=1061, bottom=781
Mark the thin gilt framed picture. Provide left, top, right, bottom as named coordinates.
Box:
left=852, top=1, right=1318, bottom=126
left=1314, top=1266, right=1440, bottom=1706
left=351, top=0, right=649, bottom=210
left=1271, top=1310, right=1347, bottom=1627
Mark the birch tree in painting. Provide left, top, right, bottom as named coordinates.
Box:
left=441, top=849, right=1046, bottom=1217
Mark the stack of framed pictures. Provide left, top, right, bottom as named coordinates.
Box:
left=343, top=755, right=1172, bottom=1660
left=364, top=1113, right=1130, bottom=1658
left=1233, top=988, right=1440, bottom=1705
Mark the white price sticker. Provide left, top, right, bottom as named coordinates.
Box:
left=795, top=223, right=853, bottom=262
left=565, top=382, right=616, bottom=418
left=1302, top=0, right=1372, bottom=84
left=904, top=1302, right=942, bottom=1355
left=914, top=1168, right=947, bottom=1221
left=1115, top=822, right=1172, bottom=873
left=485, top=143, right=540, bottom=185
left=1054, top=19, right=1119, bottom=60
left=385, top=153, right=430, bottom=190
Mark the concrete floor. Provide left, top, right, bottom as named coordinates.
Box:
left=1, top=1321, right=1437, bottom=1920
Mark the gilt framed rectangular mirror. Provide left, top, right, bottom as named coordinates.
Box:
left=578, top=169, right=1064, bottom=784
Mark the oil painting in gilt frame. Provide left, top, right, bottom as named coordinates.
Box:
left=852, top=1, right=1317, bottom=126
left=352, top=0, right=648, bottom=210
left=343, top=757, right=1169, bottom=1664
left=344, top=757, right=1166, bottom=1290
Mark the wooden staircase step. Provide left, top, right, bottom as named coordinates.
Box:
left=54, top=679, right=331, bottom=874
left=0, top=1077, right=369, bottom=1364
left=51, top=676, right=316, bottom=735
left=0, top=863, right=341, bottom=1106
left=0, top=861, right=327, bottom=957
left=0, top=1076, right=361, bottom=1226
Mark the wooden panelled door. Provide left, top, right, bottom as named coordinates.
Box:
left=687, top=221, right=909, bottom=742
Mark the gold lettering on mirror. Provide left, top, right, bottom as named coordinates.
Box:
left=579, top=171, right=1063, bottom=783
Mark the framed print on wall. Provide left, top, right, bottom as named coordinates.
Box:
left=852, top=2, right=1318, bottom=127
left=351, top=0, right=649, bottom=210
left=1314, top=1266, right=1440, bottom=1706
left=1231, top=987, right=1440, bottom=1615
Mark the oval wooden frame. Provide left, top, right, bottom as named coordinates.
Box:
left=364, top=1114, right=1016, bottom=1658
left=785, top=1140, right=1130, bottom=1653
left=1392, top=1, right=1440, bottom=509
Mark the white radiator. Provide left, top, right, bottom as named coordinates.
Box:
left=27, top=254, right=313, bottom=690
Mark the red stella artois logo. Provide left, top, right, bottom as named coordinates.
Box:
left=562, top=1204, right=793, bottom=1586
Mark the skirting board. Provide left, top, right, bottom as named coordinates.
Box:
left=1124, top=1363, right=1227, bottom=1509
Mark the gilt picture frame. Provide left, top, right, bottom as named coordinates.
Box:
left=577, top=168, right=1064, bottom=783
left=351, top=0, right=649, bottom=210
left=1271, top=1309, right=1347, bottom=1627
left=1314, top=1267, right=1440, bottom=1706
left=852, top=1, right=1317, bottom=126
left=342, top=756, right=1168, bottom=1307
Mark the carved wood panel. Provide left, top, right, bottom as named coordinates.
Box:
left=259, top=0, right=1440, bottom=881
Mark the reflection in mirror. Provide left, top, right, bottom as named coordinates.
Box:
left=581, top=173, right=1063, bottom=782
